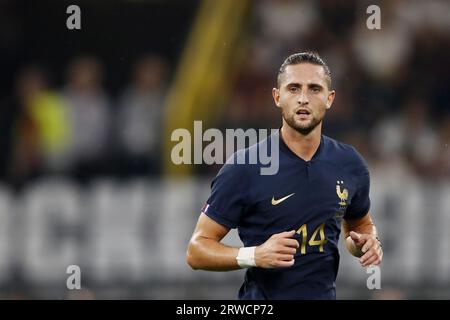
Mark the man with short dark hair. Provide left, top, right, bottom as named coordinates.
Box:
left=186, top=52, right=382, bottom=299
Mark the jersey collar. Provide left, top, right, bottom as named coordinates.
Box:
left=275, top=128, right=324, bottom=163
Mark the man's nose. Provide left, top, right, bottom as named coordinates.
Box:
left=297, top=90, right=309, bottom=105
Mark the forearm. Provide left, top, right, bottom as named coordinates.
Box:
left=343, top=222, right=377, bottom=239
left=187, top=236, right=241, bottom=271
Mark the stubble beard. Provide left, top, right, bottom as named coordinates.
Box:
left=282, top=108, right=323, bottom=136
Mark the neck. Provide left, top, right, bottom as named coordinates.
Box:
left=280, top=121, right=322, bottom=161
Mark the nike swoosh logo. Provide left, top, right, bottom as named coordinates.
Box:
left=271, top=193, right=295, bottom=205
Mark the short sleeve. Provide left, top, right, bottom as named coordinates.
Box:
left=344, top=149, right=371, bottom=220
left=202, top=153, right=249, bottom=229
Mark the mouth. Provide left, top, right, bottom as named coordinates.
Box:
left=296, top=109, right=311, bottom=115
left=295, top=109, right=311, bottom=119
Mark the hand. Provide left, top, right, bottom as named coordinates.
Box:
left=348, top=231, right=383, bottom=267
left=255, top=230, right=299, bottom=268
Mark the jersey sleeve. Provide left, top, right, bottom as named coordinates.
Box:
left=344, top=148, right=371, bottom=220
left=202, top=152, right=249, bottom=229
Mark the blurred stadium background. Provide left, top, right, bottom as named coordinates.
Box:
left=0, top=0, right=449, bottom=299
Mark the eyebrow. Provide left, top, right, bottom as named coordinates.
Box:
left=285, top=82, right=324, bottom=89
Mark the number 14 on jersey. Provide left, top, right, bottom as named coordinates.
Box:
left=296, top=223, right=328, bottom=254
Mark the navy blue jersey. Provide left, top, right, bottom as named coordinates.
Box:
left=202, top=130, right=371, bottom=299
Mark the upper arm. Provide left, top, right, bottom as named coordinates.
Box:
left=203, top=153, right=250, bottom=229
left=344, top=150, right=371, bottom=220
left=191, top=212, right=231, bottom=243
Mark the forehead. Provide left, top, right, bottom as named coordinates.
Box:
left=280, top=63, right=328, bottom=87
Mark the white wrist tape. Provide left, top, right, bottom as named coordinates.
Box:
left=236, top=246, right=257, bottom=268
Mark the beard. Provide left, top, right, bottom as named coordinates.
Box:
left=282, top=108, right=323, bottom=135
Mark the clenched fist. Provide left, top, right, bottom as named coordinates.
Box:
left=255, top=230, right=299, bottom=268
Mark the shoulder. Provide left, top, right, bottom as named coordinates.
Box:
left=322, top=135, right=369, bottom=176
left=220, top=133, right=272, bottom=171
left=215, top=146, right=256, bottom=182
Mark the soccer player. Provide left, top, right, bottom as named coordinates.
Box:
left=186, top=52, right=383, bottom=299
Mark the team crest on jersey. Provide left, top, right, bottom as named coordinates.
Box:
left=335, top=180, right=348, bottom=218
left=336, top=180, right=348, bottom=206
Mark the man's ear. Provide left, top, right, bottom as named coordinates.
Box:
left=272, top=87, right=281, bottom=107
left=326, top=90, right=336, bottom=109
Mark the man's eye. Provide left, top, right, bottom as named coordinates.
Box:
left=311, top=87, right=320, bottom=93
left=289, top=87, right=299, bottom=92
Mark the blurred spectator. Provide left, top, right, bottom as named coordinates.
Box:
left=253, top=0, right=318, bottom=71
left=352, top=1, right=412, bottom=81
left=9, top=66, right=72, bottom=185
left=62, top=56, right=112, bottom=181
left=371, top=97, right=440, bottom=176
left=222, top=46, right=277, bottom=131
left=407, top=27, right=450, bottom=115
left=115, top=54, right=168, bottom=176
left=395, top=0, right=450, bottom=32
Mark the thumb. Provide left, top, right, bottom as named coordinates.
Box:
left=349, top=231, right=362, bottom=243
left=283, top=230, right=296, bottom=237
left=272, top=230, right=296, bottom=239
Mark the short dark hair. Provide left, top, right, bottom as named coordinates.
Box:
left=277, top=51, right=332, bottom=89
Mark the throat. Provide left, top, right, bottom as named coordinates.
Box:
left=280, top=126, right=321, bottom=161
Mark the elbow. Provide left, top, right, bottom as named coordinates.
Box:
left=186, top=253, right=199, bottom=270
left=186, top=241, right=200, bottom=270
